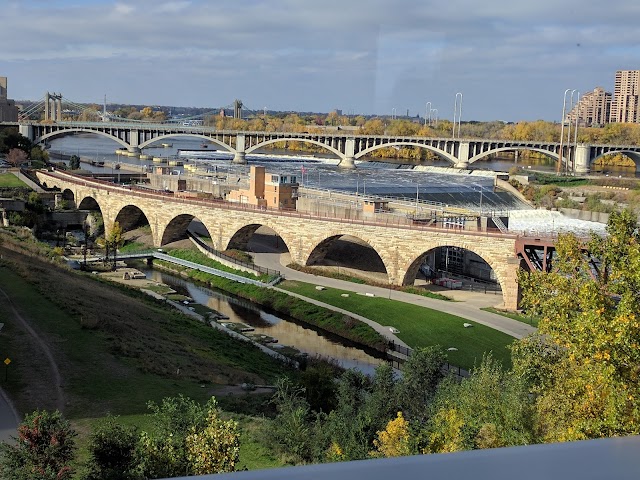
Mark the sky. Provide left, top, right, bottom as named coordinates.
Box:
left=1, top=0, right=639, bottom=121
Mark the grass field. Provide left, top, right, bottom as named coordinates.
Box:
left=0, top=239, right=292, bottom=472
left=0, top=172, right=27, bottom=188
left=279, top=280, right=514, bottom=369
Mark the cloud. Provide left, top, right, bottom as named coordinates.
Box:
left=1, top=0, right=638, bottom=120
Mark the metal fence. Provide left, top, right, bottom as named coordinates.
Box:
left=40, top=169, right=521, bottom=239
left=387, top=341, right=470, bottom=378
left=187, top=230, right=280, bottom=278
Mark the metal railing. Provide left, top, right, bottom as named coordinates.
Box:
left=387, top=342, right=470, bottom=378
left=37, top=169, right=521, bottom=239
left=186, top=230, right=281, bottom=278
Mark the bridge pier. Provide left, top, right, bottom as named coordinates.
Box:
left=338, top=157, right=356, bottom=169
left=455, top=141, right=470, bottom=169
left=232, top=152, right=247, bottom=164
left=574, top=144, right=590, bottom=174
left=232, top=133, right=247, bottom=164
left=127, top=146, right=141, bottom=153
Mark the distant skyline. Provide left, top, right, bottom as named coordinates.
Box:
left=1, top=0, right=639, bottom=121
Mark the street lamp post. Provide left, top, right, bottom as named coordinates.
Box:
left=557, top=88, right=575, bottom=174
left=415, top=183, right=420, bottom=217
left=564, top=90, right=579, bottom=174
left=572, top=97, right=581, bottom=174
left=453, top=93, right=463, bottom=138
left=425, top=102, right=432, bottom=126
left=432, top=109, right=438, bottom=128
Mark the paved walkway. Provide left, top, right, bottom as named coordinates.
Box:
left=249, top=243, right=535, bottom=340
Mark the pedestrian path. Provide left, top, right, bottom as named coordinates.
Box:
left=251, top=249, right=535, bottom=339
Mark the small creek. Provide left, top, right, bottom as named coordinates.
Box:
left=135, top=265, right=385, bottom=375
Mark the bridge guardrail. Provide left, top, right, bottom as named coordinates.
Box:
left=186, top=230, right=280, bottom=279
left=38, top=169, right=519, bottom=239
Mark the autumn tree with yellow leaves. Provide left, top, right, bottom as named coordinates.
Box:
left=517, top=209, right=640, bottom=442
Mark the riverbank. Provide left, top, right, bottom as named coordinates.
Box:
left=0, top=232, right=293, bottom=419
left=153, top=255, right=389, bottom=352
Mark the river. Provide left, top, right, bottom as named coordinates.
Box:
left=45, top=133, right=552, bottom=210
left=135, top=264, right=385, bottom=375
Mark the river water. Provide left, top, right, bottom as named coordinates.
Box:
left=46, top=133, right=563, bottom=210
left=137, top=265, right=385, bottom=375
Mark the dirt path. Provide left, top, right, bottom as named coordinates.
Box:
left=0, top=286, right=65, bottom=413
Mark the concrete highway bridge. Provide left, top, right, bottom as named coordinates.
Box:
left=9, top=121, right=640, bottom=172
left=31, top=169, right=563, bottom=310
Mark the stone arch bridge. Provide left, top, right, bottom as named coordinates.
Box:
left=14, top=121, right=640, bottom=172
left=37, top=170, right=526, bottom=309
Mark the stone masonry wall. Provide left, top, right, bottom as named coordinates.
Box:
left=37, top=172, right=521, bottom=309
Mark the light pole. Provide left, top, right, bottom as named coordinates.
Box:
left=432, top=108, right=438, bottom=128
left=557, top=88, right=575, bottom=174
left=572, top=97, right=580, bottom=174
left=453, top=92, right=463, bottom=139
left=425, top=102, right=432, bottom=126
left=564, top=90, right=579, bottom=174
left=415, top=183, right=420, bottom=217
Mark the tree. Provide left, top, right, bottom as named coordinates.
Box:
left=269, top=377, right=316, bottom=464
left=138, top=395, right=239, bottom=478
left=518, top=209, right=640, bottom=442
left=184, top=402, right=240, bottom=475
left=0, top=129, right=32, bottom=155
left=106, top=221, right=124, bottom=249
left=424, top=356, right=534, bottom=453
left=359, top=119, right=385, bottom=135
left=69, top=155, right=81, bottom=170
left=85, top=416, right=140, bottom=480
left=371, top=412, right=411, bottom=458
left=397, top=346, right=446, bottom=426
left=0, top=410, right=77, bottom=480
left=6, top=147, right=28, bottom=167
left=30, top=145, right=49, bottom=164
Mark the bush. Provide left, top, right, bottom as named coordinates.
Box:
left=0, top=410, right=77, bottom=480
left=85, top=417, right=140, bottom=480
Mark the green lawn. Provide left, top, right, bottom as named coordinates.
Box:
left=0, top=263, right=288, bottom=419
left=279, top=280, right=514, bottom=369
left=0, top=172, right=27, bottom=187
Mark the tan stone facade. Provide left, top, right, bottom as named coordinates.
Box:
left=227, top=166, right=299, bottom=209
left=37, top=171, right=521, bottom=310
left=566, top=87, right=611, bottom=127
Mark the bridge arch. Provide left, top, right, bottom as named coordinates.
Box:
left=468, top=146, right=561, bottom=164
left=224, top=222, right=296, bottom=257
left=245, top=138, right=344, bottom=160
left=303, top=231, right=393, bottom=283
left=35, top=128, right=130, bottom=149
left=590, top=150, right=640, bottom=171
left=139, top=134, right=236, bottom=153
left=159, top=213, right=217, bottom=247
left=60, top=188, right=75, bottom=208
left=113, top=204, right=153, bottom=240
left=305, top=234, right=389, bottom=281
left=402, top=243, right=506, bottom=301
left=354, top=141, right=458, bottom=164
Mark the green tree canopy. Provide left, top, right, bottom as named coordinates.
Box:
left=517, top=209, right=640, bottom=442
left=0, top=410, right=77, bottom=480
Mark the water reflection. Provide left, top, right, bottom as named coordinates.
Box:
left=140, top=267, right=384, bottom=375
